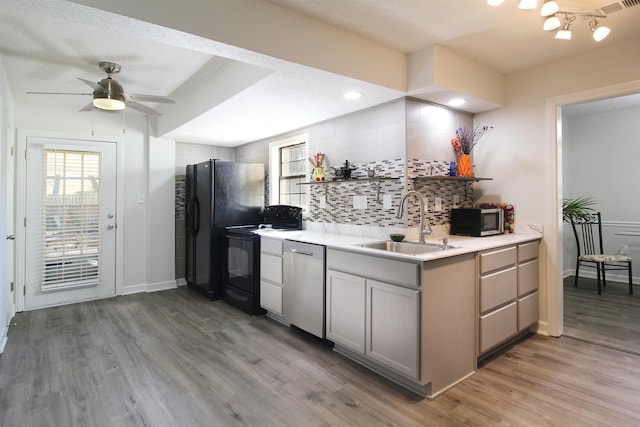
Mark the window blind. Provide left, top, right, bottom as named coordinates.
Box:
left=42, top=149, right=101, bottom=290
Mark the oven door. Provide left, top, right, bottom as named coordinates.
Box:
left=226, top=231, right=259, bottom=293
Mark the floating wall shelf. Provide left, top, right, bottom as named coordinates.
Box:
left=411, top=175, right=493, bottom=200
left=299, top=177, right=400, bottom=200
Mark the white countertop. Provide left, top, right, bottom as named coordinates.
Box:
left=256, top=224, right=542, bottom=262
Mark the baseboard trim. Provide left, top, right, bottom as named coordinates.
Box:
left=0, top=326, right=9, bottom=354
left=121, top=280, right=178, bottom=295
left=569, top=270, right=636, bottom=285
left=176, top=278, right=187, bottom=287
left=146, top=280, right=177, bottom=293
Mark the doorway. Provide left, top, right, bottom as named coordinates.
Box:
left=547, top=82, right=640, bottom=352
left=16, top=132, right=121, bottom=310
left=560, top=92, right=640, bottom=354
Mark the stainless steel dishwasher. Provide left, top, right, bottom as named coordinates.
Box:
left=283, top=240, right=326, bottom=339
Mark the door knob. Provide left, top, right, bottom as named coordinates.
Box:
left=6, top=235, right=15, bottom=240
left=107, top=224, right=115, bottom=230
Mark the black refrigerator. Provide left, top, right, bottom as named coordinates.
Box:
left=185, top=160, right=264, bottom=299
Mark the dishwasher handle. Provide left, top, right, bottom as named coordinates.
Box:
left=290, top=249, right=314, bottom=256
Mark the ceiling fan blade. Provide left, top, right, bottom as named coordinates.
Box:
left=77, top=77, right=103, bottom=92
left=126, top=100, right=162, bottom=117
left=127, top=93, right=175, bottom=104
left=79, top=102, right=94, bottom=112
left=26, top=91, right=91, bottom=96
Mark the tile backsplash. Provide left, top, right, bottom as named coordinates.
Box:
left=308, top=159, right=405, bottom=227
left=306, top=158, right=473, bottom=227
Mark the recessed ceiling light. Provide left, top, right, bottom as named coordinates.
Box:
left=448, top=98, right=466, bottom=107
left=343, top=91, right=362, bottom=100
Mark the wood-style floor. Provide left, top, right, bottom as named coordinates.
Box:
left=564, top=276, right=640, bottom=355
left=2, top=286, right=640, bottom=427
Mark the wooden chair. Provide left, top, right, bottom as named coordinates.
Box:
left=570, top=212, right=633, bottom=295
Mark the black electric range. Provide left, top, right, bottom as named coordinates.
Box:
left=224, top=205, right=302, bottom=314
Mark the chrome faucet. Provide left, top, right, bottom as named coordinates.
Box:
left=396, top=190, right=433, bottom=244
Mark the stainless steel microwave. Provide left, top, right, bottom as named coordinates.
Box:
left=450, top=208, right=504, bottom=237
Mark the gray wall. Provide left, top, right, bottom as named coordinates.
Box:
left=562, top=102, right=640, bottom=283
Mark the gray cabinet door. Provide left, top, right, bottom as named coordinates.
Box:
left=326, top=270, right=366, bottom=354
left=366, top=279, right=420, bottom=380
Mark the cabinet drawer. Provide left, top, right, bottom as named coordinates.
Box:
left=260, top=253, right=282, bottom=283
left=479, top=266, right=517, bottom=313
left=479, top=302, right=517, bottom=353
left=327, top=249, right=420, bottom=288
left=479, top=246, right=517, bottom=274
left=261, top=237, right=283, bottom=256
left=518, top=241, right=539, bottom=263
left=260, top=280, right=283, bottom=315
left=518, top=291, right=539, bottom=331
left=518, top=259, right=539, bottom=297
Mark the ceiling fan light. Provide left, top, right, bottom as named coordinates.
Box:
left=487, top=0, right=504, bottom=5
left=555, top=29, right=572, bottom=40
left=540, top=1, right=559, bottom=16
left=518, top=0, right=537, bottom=10
left=93, top=94, right=125, bottom=111
left=543, top=15, right=561, bottom=31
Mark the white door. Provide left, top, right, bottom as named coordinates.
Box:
left=4, top=129, right=15, bottom=326
left=24, top=138, right=117, bottom=309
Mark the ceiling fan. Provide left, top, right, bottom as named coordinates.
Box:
left=26, top=61, right=175, bottom=117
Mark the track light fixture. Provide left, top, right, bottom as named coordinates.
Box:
left=487, top=1, right=611, bottom=43
left=543, top=15, right=561, bottom=31
left=540, top=1, right=559, bottom=16
left=518, top=0, right=537, bottom=10
left=590, top=18, right=611, bottom=42
left=548, top=11, right=610, bottom=42
left=554, top=14, right=574, bottom=40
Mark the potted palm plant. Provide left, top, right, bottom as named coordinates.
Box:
left=562, top=196, right=597, bottom=223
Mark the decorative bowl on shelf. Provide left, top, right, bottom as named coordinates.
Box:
left=389, top=233, right=405, bottom=242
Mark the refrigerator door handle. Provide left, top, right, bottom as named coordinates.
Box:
left=193, top=196, right=201, bottom=235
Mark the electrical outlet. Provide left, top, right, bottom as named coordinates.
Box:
left=319, top=197, right=326, bottom=209
left=383, top=194, right=392, bottom=209
left=435, top=196, right=442, bottom=212
left=353, top=195, right=367, bottom=210
left=453, top=195, right=460, bottom=208
left=423, top=197, right=429, bottom=213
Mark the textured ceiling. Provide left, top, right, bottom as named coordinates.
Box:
left=265, top=0, right=640, bottom=74
left=1, top=0, right=639, bottom=146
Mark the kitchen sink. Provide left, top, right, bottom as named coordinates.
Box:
left=356, top=240, right=456, bottom=255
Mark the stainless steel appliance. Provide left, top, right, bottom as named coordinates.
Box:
left=224, top=205, right=302, bottom=314
left=283, top=240, right=326, bottom=338
left=185, top=160, right=265, bottom=299
left=450, top=207, right=504, bottom=237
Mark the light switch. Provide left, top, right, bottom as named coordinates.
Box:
left=435, top=196, right=442, bottom=212
left=319, top=197, right=326, bottom=209
left=423, top=197, right=429, bottom=213
left=383, top=194, right=393, bottom=210
left=453, top=195, right=460, bottom=208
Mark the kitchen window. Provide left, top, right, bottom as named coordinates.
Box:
left=279, top=142, right=307, bottom=207
left=269, top=135, right=308, bottom=210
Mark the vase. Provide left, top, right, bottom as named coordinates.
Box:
left=312, top=167, right=326, bottom=182
left=457, top=154, right=472, bottom=177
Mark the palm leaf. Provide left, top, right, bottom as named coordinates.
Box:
left=562, top=197, right=597, bottom=223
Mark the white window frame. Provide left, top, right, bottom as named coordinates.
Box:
left=268, top=134, right=308, bottom=211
